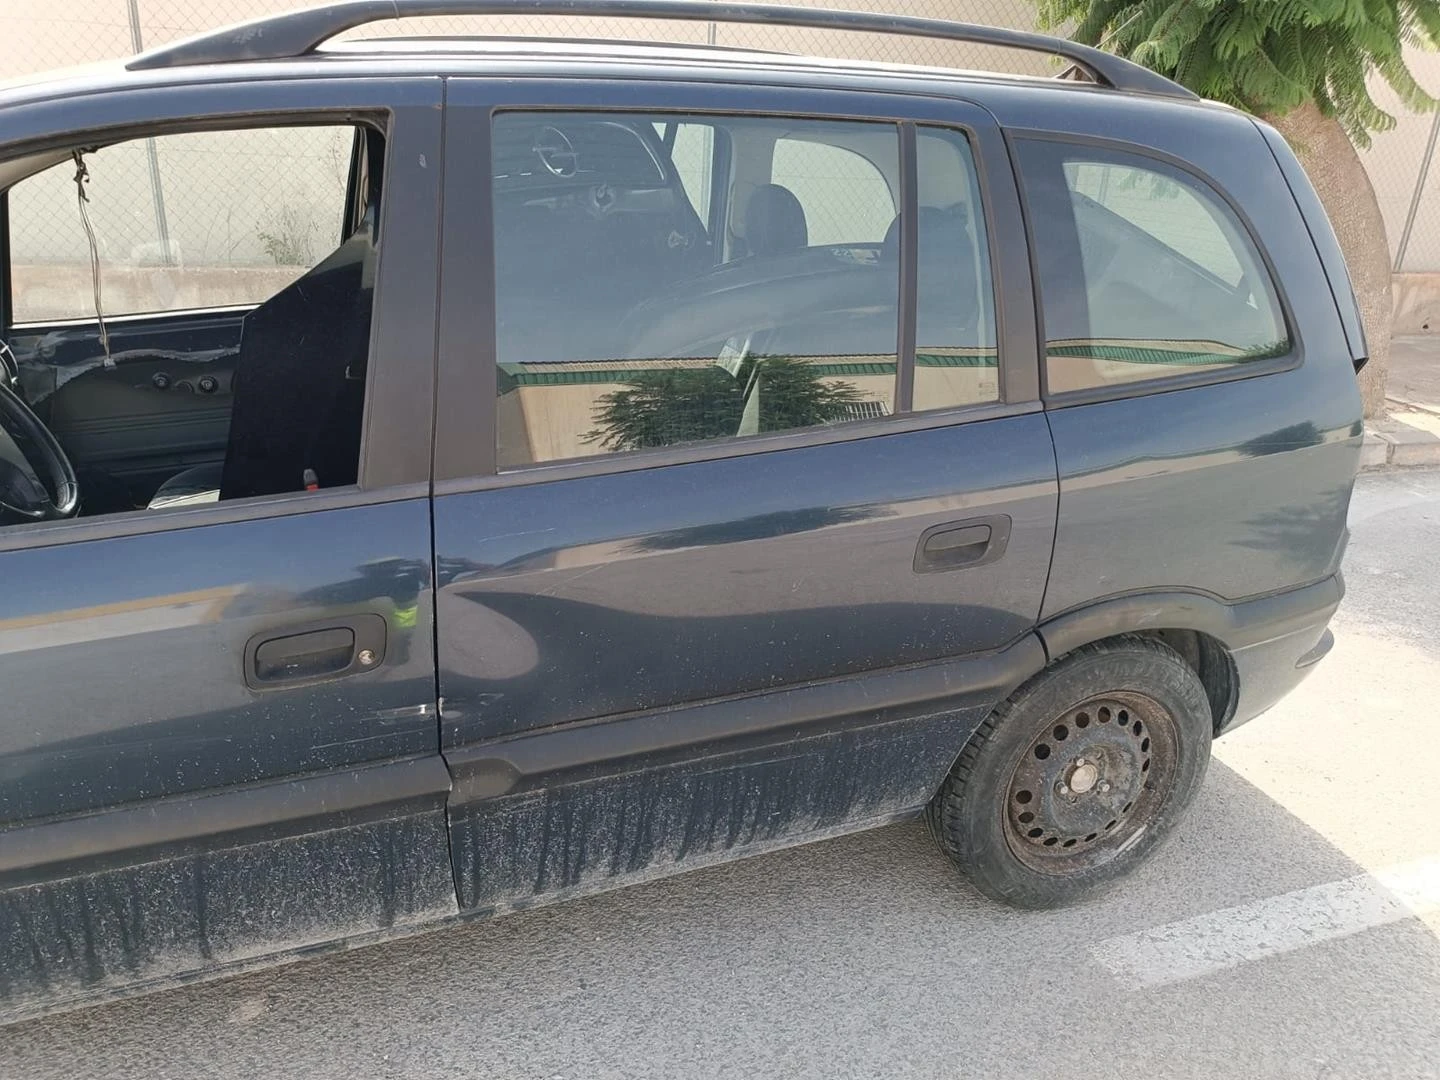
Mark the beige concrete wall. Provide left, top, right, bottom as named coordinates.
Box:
left=7, top=126, right=352, bottom=280
left=1392, top=272, right=1440, bottom=335
left=11, top=263, right=311, bottom=323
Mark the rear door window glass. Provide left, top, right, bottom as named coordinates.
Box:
left=912, top=126, right=999, bottom=411
left=1015, top=140, right=1289, bottom=395
left=492, top=112, right=900, bottom=468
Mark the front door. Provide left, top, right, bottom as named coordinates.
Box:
left=0, top=78, right=453, bottom=1022
left=431, top=79, right=1057, bottom=913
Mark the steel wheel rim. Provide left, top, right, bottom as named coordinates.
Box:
left=1002, top=690, right=1179, bottom=875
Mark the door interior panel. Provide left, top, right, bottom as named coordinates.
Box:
left=7, top=309, right=245, bottom=512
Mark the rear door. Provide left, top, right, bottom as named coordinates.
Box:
left=431, top=79, right=1057, bottom=913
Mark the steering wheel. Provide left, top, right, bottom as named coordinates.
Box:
left=0, top=351, right=79, bottom=523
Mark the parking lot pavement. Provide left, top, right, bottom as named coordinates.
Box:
left=5, top=467, right=1440, bottom=1080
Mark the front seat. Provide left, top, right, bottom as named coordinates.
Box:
left=743, top=183, right=808, bottom=256
left=148, top=461, right=225, bottom=509
left=149, top=195, right=378, bottom=509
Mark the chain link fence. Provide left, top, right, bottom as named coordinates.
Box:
left=1358, top=49, right=1440, bottom=273
left=6, top=0, right=1440, bottom=272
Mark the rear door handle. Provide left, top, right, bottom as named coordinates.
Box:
left=914, top=515, right=1012, bottom=574
left=244, top=613, right=387, bottom=689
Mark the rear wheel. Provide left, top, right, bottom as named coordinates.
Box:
left=927, top=636, right=1212, bottom=908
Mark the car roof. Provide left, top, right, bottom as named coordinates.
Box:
left=0, top=0, right=1244, bottom=166
left=0, top=35, right=1165, bottom=112
left=326, top=34, right=1063, bottom=85
left=0, top=0, right=1205, bottom=114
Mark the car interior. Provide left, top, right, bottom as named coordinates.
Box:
left=0, top=124, right=384, bottom=526
left=495, top=114, right=986, bottom=364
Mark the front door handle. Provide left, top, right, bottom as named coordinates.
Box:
left=244, top=613, right=387, bottom=689
left=914, top=515, right=1012, bottom=574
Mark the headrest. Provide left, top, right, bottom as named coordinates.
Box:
left=744, top=184, right=808, bottom=255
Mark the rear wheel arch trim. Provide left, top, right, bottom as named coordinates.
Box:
left=1037, top=578, right=1342, bottom=657
left=1059, top=627, right=1237, bottom=735
left=1036, top=579, right=1342, bottom=730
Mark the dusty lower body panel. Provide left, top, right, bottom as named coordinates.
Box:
left=449, top=710, right=984, bottom=914
left=0, top=809, right=456, bottom=1025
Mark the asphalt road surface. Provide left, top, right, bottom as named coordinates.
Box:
left=5, top=468, right=1440, bottom=1080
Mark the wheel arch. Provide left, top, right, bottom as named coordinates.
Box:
left=1037, top=592, right=1256, bottom=733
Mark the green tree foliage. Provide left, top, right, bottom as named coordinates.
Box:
left=586, top=356, right=866, bottom=452
left=1035, top=0, right=1440, bottom=144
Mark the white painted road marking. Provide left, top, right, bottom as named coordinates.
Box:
left=1092, top=855, right=1440, bottom=989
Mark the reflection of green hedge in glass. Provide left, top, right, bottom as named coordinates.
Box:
left=586, top=356, right=866, bottom=452
left=1047, top=339, right=1289, bottom=367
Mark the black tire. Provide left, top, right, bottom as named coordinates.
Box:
left=926, top=635, right=1212, bottom=909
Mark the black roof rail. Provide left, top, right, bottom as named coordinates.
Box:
left=126, top=0, right=1197, bottom=100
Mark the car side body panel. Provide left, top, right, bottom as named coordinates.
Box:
left=435, top=418, right=1060, bottom=912
left=0, top=758, right=456, bottom=1026
left=446, top=634, right=1048, bottom=913
left=0, top=500, right=437, bottom=823
left=434, top=418, right=1058, bottom=744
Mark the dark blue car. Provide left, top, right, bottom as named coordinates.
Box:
left=0, top=0, right=1364, bottom=1022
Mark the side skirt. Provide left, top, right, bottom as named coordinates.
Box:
left=0, top=757, right=456, bottom=1025
left=445, top=635, right=1046, bottom=914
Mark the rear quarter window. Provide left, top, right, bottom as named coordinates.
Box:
left=1015, top=140, right=1289, bottom=395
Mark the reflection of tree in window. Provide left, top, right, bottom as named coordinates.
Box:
left=585, top=356, right=866, bottom=452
